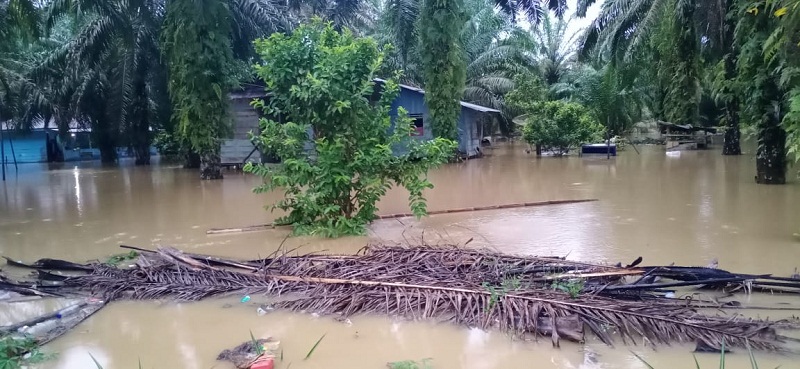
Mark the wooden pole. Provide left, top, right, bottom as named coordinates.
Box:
left=206, top=198, right=600, bottom=235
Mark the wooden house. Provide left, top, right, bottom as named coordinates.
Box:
left=373, top=79, right=501, bottom=158
left=220, top=80, right=502, bottom=165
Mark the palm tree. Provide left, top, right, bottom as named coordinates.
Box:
left=531, top=14, right=578, bottom=86
left=577, top=0, right=741, bottom=153
left=288, top=0, right=378, bottom=32
left=553, top=63, right=644, bottom=137
left=28, top=0, right=167, bottom=164
left=461, top=0, right=536, bottom=135
left=0, top=0, right=39, bottom=123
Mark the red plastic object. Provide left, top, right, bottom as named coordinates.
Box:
left=250, top=356, right=274, bottom=369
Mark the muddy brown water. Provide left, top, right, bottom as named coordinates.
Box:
left=1, top=144, right=799, bottom=368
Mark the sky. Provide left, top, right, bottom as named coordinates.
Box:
left=516, top=0, right=604, bottom=42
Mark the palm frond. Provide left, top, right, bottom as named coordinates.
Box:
left=55, top=246, right=797, bottom=351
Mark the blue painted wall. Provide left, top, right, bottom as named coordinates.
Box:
left=0, top=131, right=47, bottom=164
left=1, top=129, right=155, bottom=164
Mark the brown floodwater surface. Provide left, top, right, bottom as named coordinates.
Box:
left=1, top=144, right=799, bottom=368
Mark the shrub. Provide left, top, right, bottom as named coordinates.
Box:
left=521, top=101, right=603, bottom=156
left=244, top=20, right=455, bottom=237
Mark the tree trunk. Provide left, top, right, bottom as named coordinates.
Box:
left=98, top=142, right=117, bottom=164
left=755, top=79, right=786, bottom=185
left=722, top=110, right=741, bottom=155
left=755, top=120, right=786, bottom=185
left=721, top=0, right=741, bottom=155
left=200, top=152, right=223, bottom=180
left=134, top=145, right=151, bottom=165
left=184, top=151, right=200, bottom=168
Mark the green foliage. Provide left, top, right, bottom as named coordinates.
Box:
left=551, top=278, right=585, bottom=299
left=764, top=0, right=800, bottom=162
left=388, top=358, right=434, bottom=369
left=105, top=250, right=139, bottom=266
left=162, top=0, right=234, bottom=178
left=0, top=335, right=51, bottom=369
left=734, top=0, right=788, bottom=183
left=533, top=14, right=578, bottom=86
left=481, top=276, right=524, bottom=311
left=152, top=130, right=182, bottom=158
left=378, top=0, right=534, bottom=136
left=246, top=21, right=455, bottom=237
left=563, top=64, right=644, bottom=135
left=419, top=0, right=467, bottom=139
left=504, top=73, right=549, bottom=115
left=521, top=101, right=603, bottom=156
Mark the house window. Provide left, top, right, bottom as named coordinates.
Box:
left=410, top=114, right=424, bottom=136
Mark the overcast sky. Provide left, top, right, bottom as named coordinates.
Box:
left=517, top=0, right=604, bottom=42
left=565, top=0, right=602, bottom=39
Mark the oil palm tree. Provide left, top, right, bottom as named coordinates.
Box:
left=577, top=0, right=742, bottom=153
left=0, top=0, right=39, bottom=123
left=553, top=63, right=645, bottom=137
left=288, top=0, right=379, bottom=32
left=532, top=14, right=578, bottom=86
left=461, top=0, right=536, bottom=135
left=29, top=0, right=167, bottom=164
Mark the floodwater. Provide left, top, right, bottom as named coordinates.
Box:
left=1, top=143, right=799, bottom=369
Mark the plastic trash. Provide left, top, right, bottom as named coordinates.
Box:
left=241, top=295, right=251, bottom=303
left=250, top=356, right=274, bottom=369
left=664, top=292, right=676, bottom=299
left=256, top=307, right=267, bottom=316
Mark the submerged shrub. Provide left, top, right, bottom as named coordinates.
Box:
left=521, top=101, right=603, bottom=156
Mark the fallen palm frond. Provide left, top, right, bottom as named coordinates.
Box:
left=2, top=244, right=799, bottom=352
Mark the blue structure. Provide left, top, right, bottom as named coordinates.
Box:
left=0, top=129, right=49, bottom=164
left=1, top=122, right=155, bottom=164
left=374, top=79, right=501, bottom=158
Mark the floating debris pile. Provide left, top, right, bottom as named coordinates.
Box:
left=2, top=244, right=799, bottom=351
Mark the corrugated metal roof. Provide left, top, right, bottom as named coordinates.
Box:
left=373, top=78, right=500, bottom=114
left=459, top=101, right=501, bottom=113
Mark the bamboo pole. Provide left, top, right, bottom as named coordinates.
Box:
left=206, top=198, right=599, bottom=235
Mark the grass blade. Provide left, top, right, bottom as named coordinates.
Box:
left=746, top=340, right=759, bottom=369
left=304, top=333, right=327, bottom=360
left=630, top=350, right=655, bottom=369
left=693, top=353, right=701, bottom=369
left=88, top=353, right=103, bottom=369
left=250, top=330, right=264, bottom=355
left=719, top=339, right=726, bottom=369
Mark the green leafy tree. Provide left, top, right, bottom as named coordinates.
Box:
left=764, top=0, right=800, bottom=164
left=734, top=0, right=788, bottom=184
left=162, top=0, right=235, bottom=179
left=505, top=73, right=549, bottom=116
left=521, top=100, right=603, bottom=156
left=378, top=0, right=535, bottom=136
left=419, top=0, right=467, bottom=140
left=245, top=21, right=455, bottom=237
